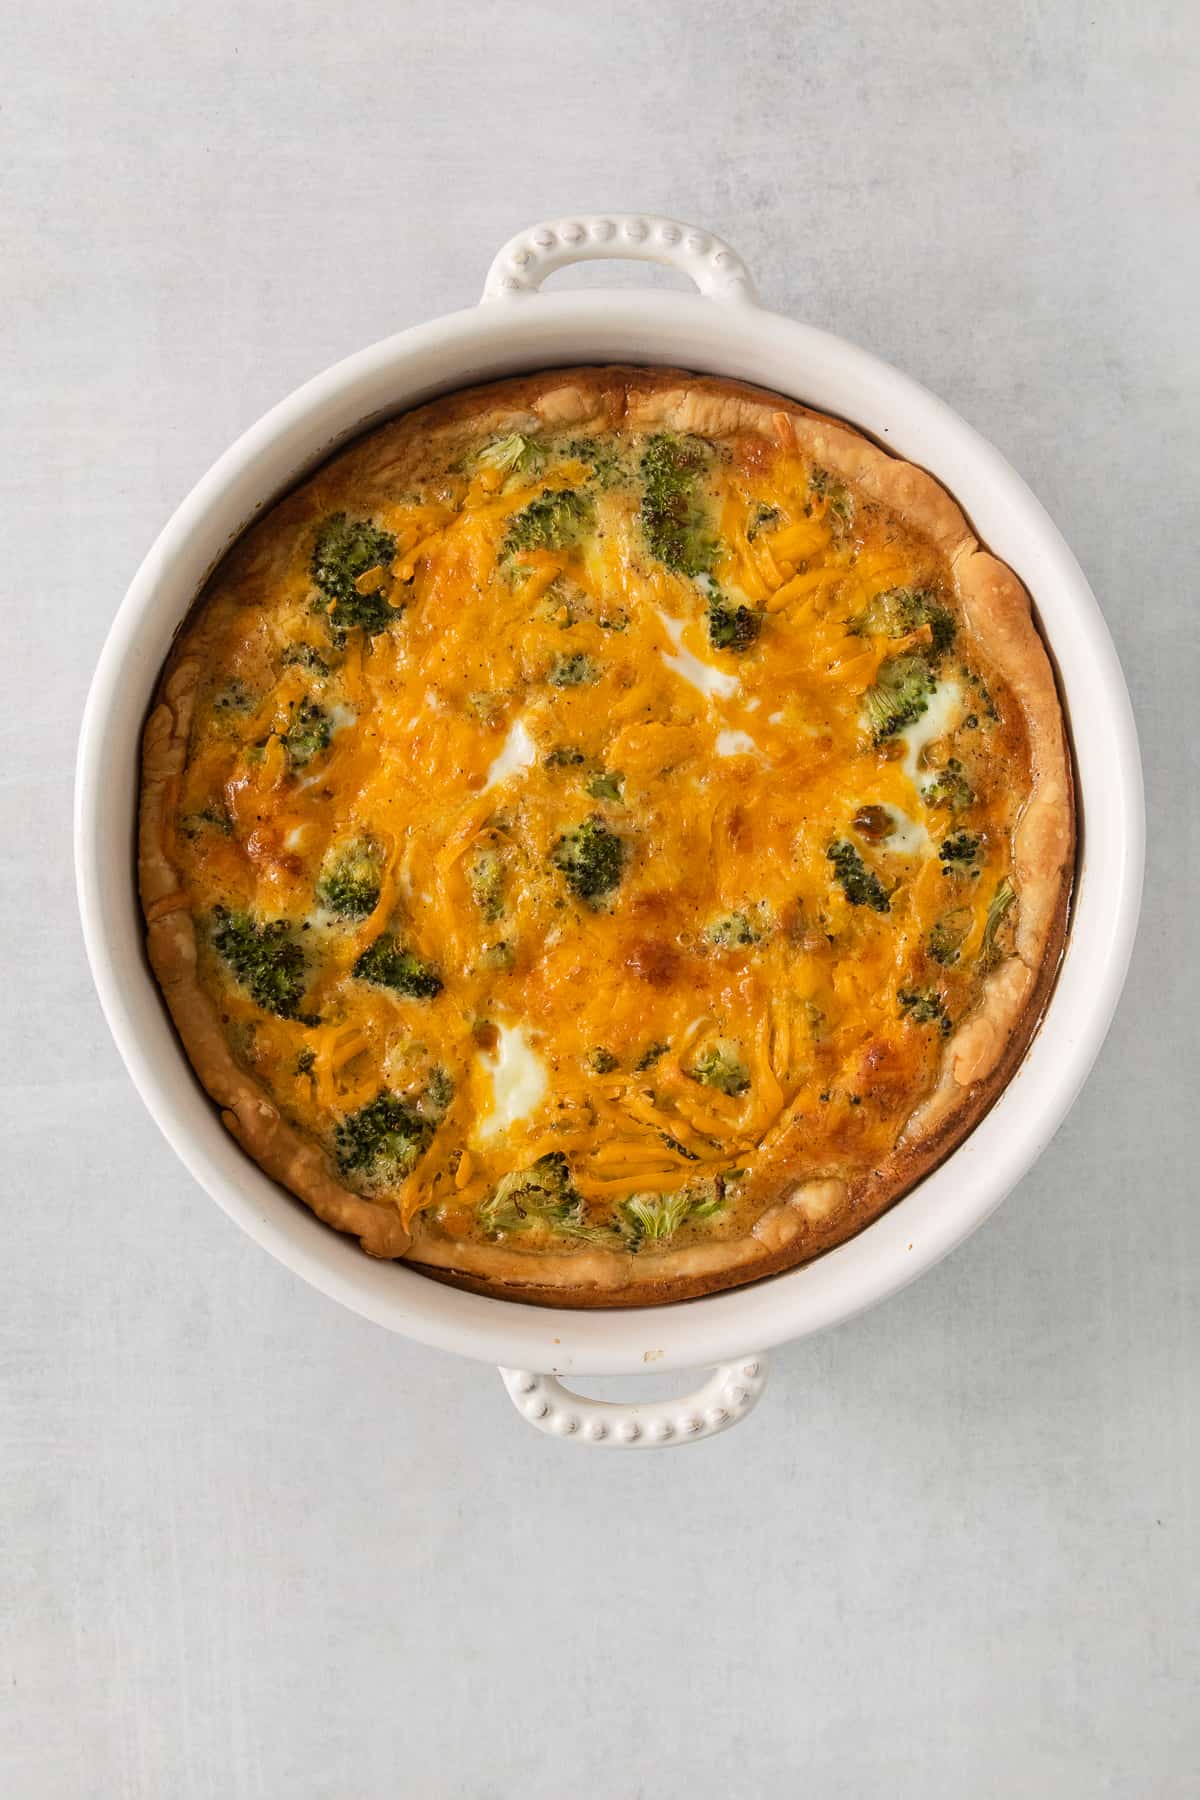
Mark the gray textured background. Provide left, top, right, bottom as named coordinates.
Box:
left=5, top=3, right=1197, bottom=1795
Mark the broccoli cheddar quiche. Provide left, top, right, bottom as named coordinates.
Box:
left=139, top=367, right=1073, bottom=1306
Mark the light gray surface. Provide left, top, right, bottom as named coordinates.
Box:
left=4, top=2, right=1197, bottom=1795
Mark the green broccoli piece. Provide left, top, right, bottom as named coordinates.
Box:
left=862, top=655, right=935, bottom=742
left=334, top=1090, right=432, bottom=1187
left=638, top=434, right=717, bottom=577
left=282, top=700, right=332, bottom=769
left=501, top=488, right=592, bottom=560
left=922, top=757, right=974, bottom=812
left=926, top=907, right=973, bottom=967
left=705, top=907, right=769, bottom=949
left=980, top=877, right=1017, bottom=969
left=848, top=586, right=955, bottom=658
left=621, top=1190, right=694, bottom=1246
left=809, top=466, right=854, bottom=534
left=939, top=831, right=982, bottom=869
left=420, top=1067, right=455, bottom=1120
left=311, top=513, right=398, bottom=637
left=551, top=815, right=626, bottom=907
left=212, top=908, right=309, bottom=1019
left=827, top=841, right=892, bottom=913
left=635, top=1041, right=669, bottom=1071
left=476, top=433, right=543, bottom=476
left=747, top=502, right=781, bottom=541
left=706, top=590, right=762, bottom=653
left=352, top=933, right=443, bottom=999
left=688, top=1040, right=750, bottom=1096
left=898, top=987, right=952, bottom=1036
left=478, top=1151, right=593, bottom=1238
left=467, top=846, right=505, bottom=921
left=559, top=437, right=626, bottom=488
left=587, top=1047, right=619, bottom=1074
left=585, top=769, right=624, bottom=803
left=547, top=652, right=598, bottom=688
left=316, top=838, right=382, bottom=919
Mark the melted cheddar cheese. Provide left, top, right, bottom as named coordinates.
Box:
left=158, top=377, right=1036, bottom=1275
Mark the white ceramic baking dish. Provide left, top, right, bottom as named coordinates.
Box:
left=75, top=215, right=1143, bottom=1447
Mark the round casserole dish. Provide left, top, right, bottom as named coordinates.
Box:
left=75, top=216, right=1143, bottom=1447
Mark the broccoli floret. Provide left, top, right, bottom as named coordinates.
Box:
left=550, top=815, right=626, bottom=907
left=420, top=1067, right=455, bottom=1120
left=544, top=745, right=586, bottom=768
left=621, top=1190, right=694, bottom=1245
left=478, top=1151, right=593, bottom=1238
left=547, top=652, right=598, bottom=688
left=476, top=433, right=543, bottom=476
left=747, top=502, right=781, bottom=541
left=848, top=586, right=956, bottom=658
left=467, top=846, right=505, bottom=921
left=334, top=1090, right=431, bottom=1187
left=311, top=514, right=398, bottom=637
left=898, top=987, right=952, bottom=1036
left=501, top=488, right=592, bottom=560
left=352, top=934, right=443, bottom=999
left=585, top=769, right=624, bottom=803
left=827, top=841, right=892, bottom=913
left=922, top=757, right=974, bottom=812
left=862, top=655, right=935, bottom=742
left=639, top=434, right=717, bottom=577
left=706, top=907, right=769, bottom=949
left=212, top=908, right=309, bottom=1019
left=980, top=877, right=1017, bottom=969
left=926, top=906, right=972, bottom=967
left=316, top=838, right=382, bottom=919
left=809, top=466, right=854, bottom=533
left=282, top=699, right=332, bottom=768
left=688, top=1040, right=750, bottom=1097
left=939, top=831, right=982, bottom=869
left=706, top=590, right=762, bottom=653
left=635, top=1041, right=669, bottom=1071
left=587, top=1047, right=619, bottom=1074
left=619, top=1177, right=729, bottom=1248
left=559, top=437, right=625, bottom=488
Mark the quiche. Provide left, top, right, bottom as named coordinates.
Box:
left=139, top=367, right=1073, bottom=1306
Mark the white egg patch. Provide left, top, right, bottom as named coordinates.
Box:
left=473, top=1024, right=548, bottom=1144
left=715, top=729, right=759, bottom=758
left=484, top=717, right=537, bottom=793
left=879, top=806, right=932, bottom=857
left=900, top=680, right=964, bottom=789
left=656, top=609, right=740, bottom=701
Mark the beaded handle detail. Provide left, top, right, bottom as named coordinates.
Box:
left=482, top=214, right=757, bottom=304
left=498, top=1356, right=769, bottom=1447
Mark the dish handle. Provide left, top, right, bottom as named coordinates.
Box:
left=497, top=1355, right=768, bottom=1447
left=482, top=214, right=757, bottom=304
